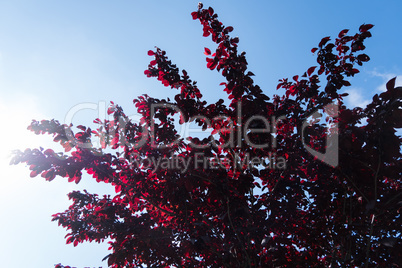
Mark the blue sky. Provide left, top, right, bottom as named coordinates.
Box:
left=0, top=0, right=401, bottom=267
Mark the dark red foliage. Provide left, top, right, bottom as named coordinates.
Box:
left=12, top=4, right=401, bottom=268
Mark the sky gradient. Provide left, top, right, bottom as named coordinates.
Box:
left=0, top=1, right=401, bottom=267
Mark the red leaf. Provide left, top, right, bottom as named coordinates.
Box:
left=318, top=67, right=324, bottom=75
left=351, top=68, right=360, bottom=75
left=74, top=174, right=81, bottom=184
left=66, top=236, right=73, bottom=244
left=342, top=80, right=351, bottom=86
left=179, top=114, right=185, bottom=124
left=338, top=29, right=349, bottom=38
left=45, top=170, right=56, bottom=181
left=44, top=149, right=54, bottom=156
left=204, top=47, right=211, bottom=56
left=386, top=77, right=396, bottom=91
left=224, top=26, right=234, bottom=33
left=208, top=7, right=214, bottom=16
left=191, top=11, right=198, bottom=20
left=359, top=24, right=374, bottom=33
left=307, top=66, right=317, bottom=76
left=207, top=60, right=217, bottom=70
left=311, top=47, right=318, bottom=53
left=115, top=184, right=122, bottom=193
left=76, top=125, right=86, bottom=131
left=107, top=107, right=115, bottom=115
left=30, top=170, right=39, bottom=178
left=319, top=37, right=330, bottom=48
left=147, top=50, right=155, bottom=56
left=231, top=37, right=239, bottom=44
left=357, top=54, right=370, bottom=62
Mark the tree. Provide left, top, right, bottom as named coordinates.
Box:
left=12, top=3, right=401, bottom=267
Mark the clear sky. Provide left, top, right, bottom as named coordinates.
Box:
left=0, top=0, right=401, bottom=267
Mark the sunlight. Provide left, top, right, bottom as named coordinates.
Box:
left=0, top=95, right=111, bottom=268
left=0, top=96, right=51, bottom=168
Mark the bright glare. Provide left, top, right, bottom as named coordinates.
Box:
left=0, top=96, right=51, bottom=169
left=0, top=95, right=111, bottom=267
